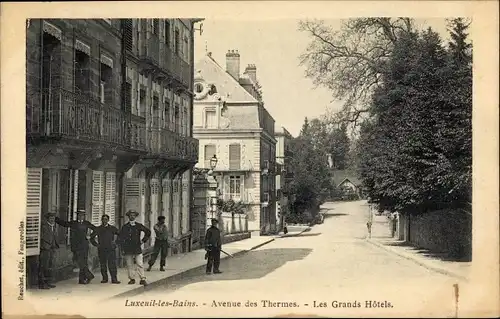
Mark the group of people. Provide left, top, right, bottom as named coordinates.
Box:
left=38, top=210, right=224, bottom=289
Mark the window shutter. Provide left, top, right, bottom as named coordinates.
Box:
left=150, top=178, right=159, bottom=239
left=105, top=172, right=117, bottom=225
left=26, top=168, right=42, bottom=256
left=229, top=144, right=241, bottom=170
left=91, top=171, right=105, bottom=225
left=162, top=179, right=171, bottom=227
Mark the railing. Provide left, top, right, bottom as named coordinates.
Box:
left=129, top=114, right=147, bottom=151
left=28, top=88, right=128, bottom=147
left=158, top=129, right=199, bottom=162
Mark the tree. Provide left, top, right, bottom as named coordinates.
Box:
left=289, top=118, right=333, bottom=219
left=298, top=18, right=416, bottom=127
left=357, top=22, right=472, bottom=214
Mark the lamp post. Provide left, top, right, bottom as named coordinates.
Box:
left=209, top=155, right=219, bottom=219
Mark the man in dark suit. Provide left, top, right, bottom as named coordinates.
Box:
left=55, top=210, right=96, bottom=284
left=90, top=214, right=120, bottom=284
left=117, top=210, right=151, bottom=286
left=38, top=212, right=59, bottom=289
left=205, top=218, right=222, bottom=274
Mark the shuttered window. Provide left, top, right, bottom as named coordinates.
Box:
left=91, top=171, right=105, bottom=226
left=150, top=178, right=160, bottom=239
left=125, top=178, right=145, bottom=224
left=229, top=144, right=241, bottom=170
left=104, top=172, right=116, bottom=225
left=205, top=110, right=216, bottom=128
left=204, top=144, right=216, bottom=168
left=123, top=19, right=133, bottom=52
left=26, top=168, right=43, bottom=256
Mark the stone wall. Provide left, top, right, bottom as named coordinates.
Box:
left=399, top=209, right=472, bottom=260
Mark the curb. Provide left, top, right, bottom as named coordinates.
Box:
left=109, top=238, right=276, bottom=299
left=277, top=227, right=311, bottom=238
left=366, top=239, right=468, bottom=281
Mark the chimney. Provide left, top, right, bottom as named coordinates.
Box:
left=226, top=50, right=240, bottom=80
left=245, top=64, right=257, bottom=83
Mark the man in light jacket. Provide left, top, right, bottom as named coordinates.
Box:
left=118, top=210, right=151, bottom=286
left=147, top=215, right=169, bottom=272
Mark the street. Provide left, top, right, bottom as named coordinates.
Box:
left=122, top=200, right=461, bottom=317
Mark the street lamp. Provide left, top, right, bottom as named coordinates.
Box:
left=209, top=154, right=218, bottom=170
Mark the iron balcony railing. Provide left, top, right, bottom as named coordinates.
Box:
left=28, top=88, right=128, bottom=146
left=150, top=128, right=199, bottom=163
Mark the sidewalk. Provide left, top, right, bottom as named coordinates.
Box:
left=367, top=214, right=471, bottom=281
left=28, top=235, right=275, bottom=301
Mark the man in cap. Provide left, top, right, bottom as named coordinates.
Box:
left=55, top=210, right=96, bottom=284
left=117, top=210, right=151, bottom=286
left=204, top=218, right=222, bottom=274
left=146, top=215, right=169, bottom=272
left=38, top=212, right=59, bottom=289
left=89, top=214, right=120, bottom=284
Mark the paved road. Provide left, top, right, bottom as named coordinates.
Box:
left=122, top=201, right=461, bottom=317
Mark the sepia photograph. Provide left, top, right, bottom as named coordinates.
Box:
left=1, top=1, right=499, bottom=318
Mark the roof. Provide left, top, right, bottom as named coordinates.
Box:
left=332, top=170, right=362, bottom=187
left=194, top=54, right=259, bottom=103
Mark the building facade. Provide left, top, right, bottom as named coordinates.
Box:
left=274, top=125, right=294, bottom=231
left=192, top=51, right=277, bottom=235
left=25, top=18, right=200, bottom=285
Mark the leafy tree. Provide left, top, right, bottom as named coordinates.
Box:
left=357, top=22, right=472, bottom=214
left=288, top=118, right=333, bottom=218
left=299, top=18, right=415, bottom=127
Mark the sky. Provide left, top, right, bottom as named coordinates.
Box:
left=194, top=19, right=449, bottom=137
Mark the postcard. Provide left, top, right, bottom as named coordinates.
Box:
left=1, top=1, right=499, bottom=318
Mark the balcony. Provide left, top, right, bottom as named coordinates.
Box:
left=27, top=88, right=146, bottom=152
left=147, top=129, right=198, bottom=163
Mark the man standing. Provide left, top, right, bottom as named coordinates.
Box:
left=118, top=210, right=151, bottom=286
left=205, top=218, right=222, bottom=275
left=89, top=214, right=120, bottom=284
left=146, top=216, right=169, bottom=272
left=38, top=212, right=59, bottom=289
left=55, top=210, right=96, bottom=284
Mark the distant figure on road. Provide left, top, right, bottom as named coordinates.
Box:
left=55, top=210, right=96, bottom=284
left=118, top=210, right=151, bottom=286
left=147, top=215, right=169, bottom=272
left=38, top=212, right=59, bottom=289
left=89, top=214, right=120, bottom=284
left=205, top=218, right=222, bottom=274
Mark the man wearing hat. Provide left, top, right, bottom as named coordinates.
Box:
left=89, top=214, right=120, bottom=284
left=55, top=210, right=96, bottom=284
left=38, top=212, right=59, bottom=289
left=146, top=215, right=169, bottom=272
left=204, top=218, right=223, bottom=274
left=117, top=210, right=151, bottom=286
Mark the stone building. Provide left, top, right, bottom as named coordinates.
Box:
left=25, top=18, right=201, bottom=285
left=192, top=51, right=277, bottom=235
left=274, top=125, right=294, bottom=231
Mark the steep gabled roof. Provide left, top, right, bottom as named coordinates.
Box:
left=195, top=55, right=259, bottom=103
left=332, top=170, right=362, bottom=187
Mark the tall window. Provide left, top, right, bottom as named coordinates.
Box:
left=139, top=88, right=146, bottom=117
left=205, top=109, right=216, bottom=128
left=124, top=82, right=132, bottom=112
left=174, top=104, right=181, bottom=133
left=204, top=144, right=216, bottom=168
left=42, top=32, right=62, bottom=91
left=152, top=19, right=160, bottom=35
left=152, top=95, right=160, bottom=127
left=164, top=20, right=171, bottom=45
left=229, top=144, right=241, bottom=170
left=183, top=36, right=189, bottom=61
left=74, top=49, right=90, bottom=95
left=174, top=29, right=180, bottom=55
left=100, top=61, right=112, bottom=104
left=163, top=98, right=170, bottom=130
left=229, top=176, right=242, bottom=198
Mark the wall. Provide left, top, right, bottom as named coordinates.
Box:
left=402, top=210, right=472, bottom=260
left=212, top=212, right=248, bottom=235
